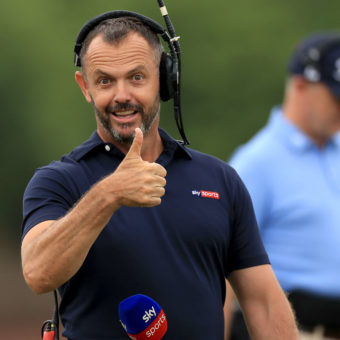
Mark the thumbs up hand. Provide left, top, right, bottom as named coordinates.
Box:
left=102, top=128, right=167, bottom=209
left=124, top=126, right=145, bottom=161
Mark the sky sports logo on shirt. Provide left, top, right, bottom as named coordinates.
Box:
left=191, top=190, right=220, bottom=200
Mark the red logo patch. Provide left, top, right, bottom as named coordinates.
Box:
left=200, top=190, right=220, bottom=200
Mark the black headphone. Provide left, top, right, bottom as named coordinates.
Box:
left=301, top=36, right=340, bottom=82
left=74, top=10, right=177, bottom=102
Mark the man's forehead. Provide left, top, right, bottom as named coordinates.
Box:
left=83, top=32, right=157, bottom=73
left=87, top=31, right=151, bottom=54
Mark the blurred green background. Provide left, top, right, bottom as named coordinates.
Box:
left=1, top=0, right=339, bottom=338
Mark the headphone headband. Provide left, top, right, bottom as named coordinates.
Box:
left=74, top=10, right=171, bottom=67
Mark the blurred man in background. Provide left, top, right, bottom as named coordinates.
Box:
left=228, top=32, right=340, bottom=340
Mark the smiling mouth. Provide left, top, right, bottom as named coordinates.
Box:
left=112, top=110, right=137, bottom=118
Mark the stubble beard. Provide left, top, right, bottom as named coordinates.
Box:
left=92, top=96, right=160, bottom=146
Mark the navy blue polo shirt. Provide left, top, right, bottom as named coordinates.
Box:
left=22, top=128, right=269, bottom=340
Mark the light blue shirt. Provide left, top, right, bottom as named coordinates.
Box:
left=229, top=106, right=340, bottom=297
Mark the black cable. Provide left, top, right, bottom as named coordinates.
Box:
left=53, top=290, right=60, bottom=340
left=157, top=0, right=189, bottom=145
left=41, top=290, right=59, bottom=340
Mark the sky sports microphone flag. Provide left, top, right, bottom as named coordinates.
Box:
left=119, top=294, right=167, bottom=339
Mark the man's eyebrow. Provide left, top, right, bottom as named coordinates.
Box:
left=126, top=65, right=148, bottom=75
left=93, top=69, right=112, bottom=78
left=92, top=65, right=148, bottom=78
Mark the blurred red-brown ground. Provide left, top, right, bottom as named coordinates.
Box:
left=0, top=236, right=66, bottom=340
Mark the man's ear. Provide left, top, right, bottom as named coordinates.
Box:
left=75, top=71, right=92, bottom=103
left=293, top=75, right=309, bottom=91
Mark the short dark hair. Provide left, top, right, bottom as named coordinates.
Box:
left=79, top=16, right=164, bottom=69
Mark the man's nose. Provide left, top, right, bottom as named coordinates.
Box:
left=113, top=81, right=132, bottom=103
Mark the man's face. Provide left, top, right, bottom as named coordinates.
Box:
left=305, top=82, right=340, bottom=141
left=76, top=32, right=161, bottom=146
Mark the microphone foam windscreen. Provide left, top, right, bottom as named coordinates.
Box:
left=119, top=294, right=167, bottom=339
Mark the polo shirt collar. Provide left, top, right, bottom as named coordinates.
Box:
left=158, top=128, right=192, bottom=159
left=70, top=128, right=192, bottom=161
left=269, top=106, right=319, bottom=152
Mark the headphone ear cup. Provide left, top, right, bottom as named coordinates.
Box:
left=159, top=52, right=177, bottom=102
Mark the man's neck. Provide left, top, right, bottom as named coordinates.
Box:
left=282, top=102, right=327, bottom=148
left=97, top=127, right=164, bottom=162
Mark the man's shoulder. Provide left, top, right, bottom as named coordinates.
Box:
left=181, top=147, right=241, bottom=188
left=30, top=134, right=101, bottom=191
left=35, top=157, right=78, bottom=178
left=187, top=147, right=235, bottom=172
left=28, top=159, right=83, bottom=198
left=230, top=126, right=281, bottom=167
left=36, top=132, right=101, bottom=174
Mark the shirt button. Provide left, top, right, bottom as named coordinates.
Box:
left=105, top=145, right=111, bottom=152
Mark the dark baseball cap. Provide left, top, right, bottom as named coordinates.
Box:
left=288, top=32, right=340, bottom=100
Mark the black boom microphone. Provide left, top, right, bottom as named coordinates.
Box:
left=156, top=0, right=189, bottom=145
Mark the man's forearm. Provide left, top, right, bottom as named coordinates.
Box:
left=245, top=296, right=298, bottom=340
left=22, top=131, right=167, bottom=294
left=21, top=180, right=119, bottom=294
left=230, top=265, right=299, bottom=340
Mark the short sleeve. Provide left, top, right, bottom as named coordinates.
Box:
left=229, top=149, right=271, bottom=231
left=22, top=165, right=80, bottom=240
left=226, top=168, right=270, bottom=275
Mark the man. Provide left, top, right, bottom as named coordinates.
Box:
left=21, top=12, right=298, bottom=339
left=229, top=32, right=340, bottom=340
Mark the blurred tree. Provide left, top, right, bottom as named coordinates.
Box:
left=1, top=0, right=339, bottom=241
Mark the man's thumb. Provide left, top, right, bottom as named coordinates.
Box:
left=126, top=128, right=143, bottom=158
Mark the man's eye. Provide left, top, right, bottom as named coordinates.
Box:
left=99, top=78, right=110, bottom=85
left=132, top=74, right=144, bottom=81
